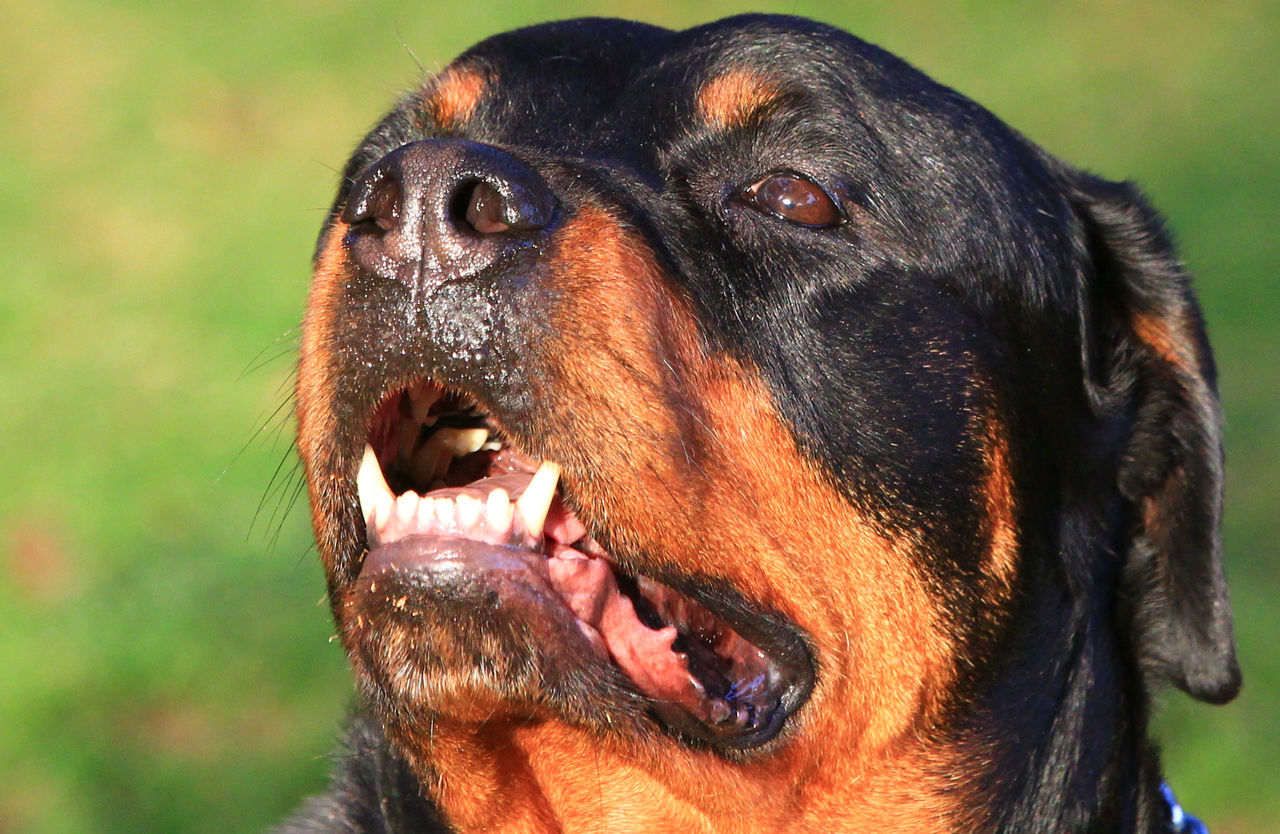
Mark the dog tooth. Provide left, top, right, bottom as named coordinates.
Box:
left=415, top=495, right=436, bottom=531
left=460, top=428, right=490, bottom=455
left=374, top=508, right=392, bottom=545
left=367, top=491, right=395, bottom=546
left=357, top=444, right=393, bottom=527
left=486, top=488, right=513, bottom=537
left=392, top=491, right=419, bottom=540
left=435, top=497, right=456, bottom=531
left=455, top=493, right=483, bottom=532
left=364, top=502, right=381, bottom=545
left=515, top=461, right=561, bottom=539
left=429, top=427, right=490, bottom=457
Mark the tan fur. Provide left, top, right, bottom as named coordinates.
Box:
left=370, top=206, right=993, bottom=832
left=427, top=64, right=492, bottom=130
left=696, top=70, right=779, bottom=129
left=297, top=220, right=350, bottom=585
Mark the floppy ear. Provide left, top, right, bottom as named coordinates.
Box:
left=1070, top=172, right=1240, bottom=704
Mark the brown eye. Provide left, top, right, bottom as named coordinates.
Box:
left=745, top=174, right=844, bottom=227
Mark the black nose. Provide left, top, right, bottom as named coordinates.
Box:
left=341, top=139, right=557, bottom=289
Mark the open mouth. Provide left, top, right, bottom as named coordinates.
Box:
left=352, top=379, right=810, bottom=747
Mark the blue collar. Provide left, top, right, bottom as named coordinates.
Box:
left=1161, top=782, right=1208, bottom=834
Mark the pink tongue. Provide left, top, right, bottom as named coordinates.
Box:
left=390, top=474, right=708, bottom=716
left=546, top=547, right=703, bottom=712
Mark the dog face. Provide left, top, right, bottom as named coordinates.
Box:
left=296, top=15, right=1237, bottom=831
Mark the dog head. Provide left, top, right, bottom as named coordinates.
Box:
left=296, top=15, right=1237, bottom=830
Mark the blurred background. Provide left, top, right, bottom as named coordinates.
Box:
left=0, top=1, right=1275, bottom=831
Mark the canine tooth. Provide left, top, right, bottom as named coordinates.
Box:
left=376, top=503, right=398, bottom=543
left=366, top=491, right=394, bottom=546
left=357, top=444, right=393, bottom=527
left=515, top=461, right=561, bottom=539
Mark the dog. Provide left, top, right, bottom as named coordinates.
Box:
left=283, top=14, right=1239, bottom=833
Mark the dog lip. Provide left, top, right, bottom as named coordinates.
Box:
left=341, top=377, right=815, bottom=748
left=353, top=526, right=814, bottom=749
left=360, top=533, right=551, bottom=581
left=648, top=574, right=817, bottom=748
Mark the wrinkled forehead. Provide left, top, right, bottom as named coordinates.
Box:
left=410, top=17, right=933, bottom=156
left=340, top=15, right=1073, bottom=312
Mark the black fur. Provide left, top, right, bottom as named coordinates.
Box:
left=288, top=15, right=1237, bottom=832
left=274, top=713, right=448, bottom=834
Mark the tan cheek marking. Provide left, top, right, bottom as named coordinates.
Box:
left=980, top=418, right=1019, bottom=603
left=538, top=207, right=958, bottom=812
left=296, top=220, right=350, bottom=574
left=426, top=64, right=493, bottom=130
left=696, top=69, right=779, bottom=129
left=411, top=715, right=973, bottom=833
left=382, top=206, right=982, bottom=832
left=405, top=720, right=563, bottom=833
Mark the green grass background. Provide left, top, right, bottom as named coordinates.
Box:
left=0, top=1, right=1275, bottom=831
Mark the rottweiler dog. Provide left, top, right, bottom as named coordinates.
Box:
left=284, top=14, right=1239, bottom=833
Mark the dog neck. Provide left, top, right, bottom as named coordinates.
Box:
left=953, top=522, right=1172, bottom=833
left=390, top=717, right=971, bottom=833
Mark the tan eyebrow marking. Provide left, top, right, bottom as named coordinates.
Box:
left=696, top=68, right=780, bottom=129
left=426, top=63, right=494, bottom=129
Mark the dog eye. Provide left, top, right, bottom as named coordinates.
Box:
left=743, top=174, right=844, bottom=228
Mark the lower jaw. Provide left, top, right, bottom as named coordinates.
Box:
left=348, top=530, right=805, bottom=750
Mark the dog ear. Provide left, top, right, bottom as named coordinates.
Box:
left=1069, top=172, right=1240, bottom=704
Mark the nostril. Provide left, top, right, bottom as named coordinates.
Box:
left=455, top=176, right=555, bottom=236
left=344, top=173, right=403, bottom=233
left=339, top=140, right=558, bottom=287
left=461, top=181, right=511, bottom=235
